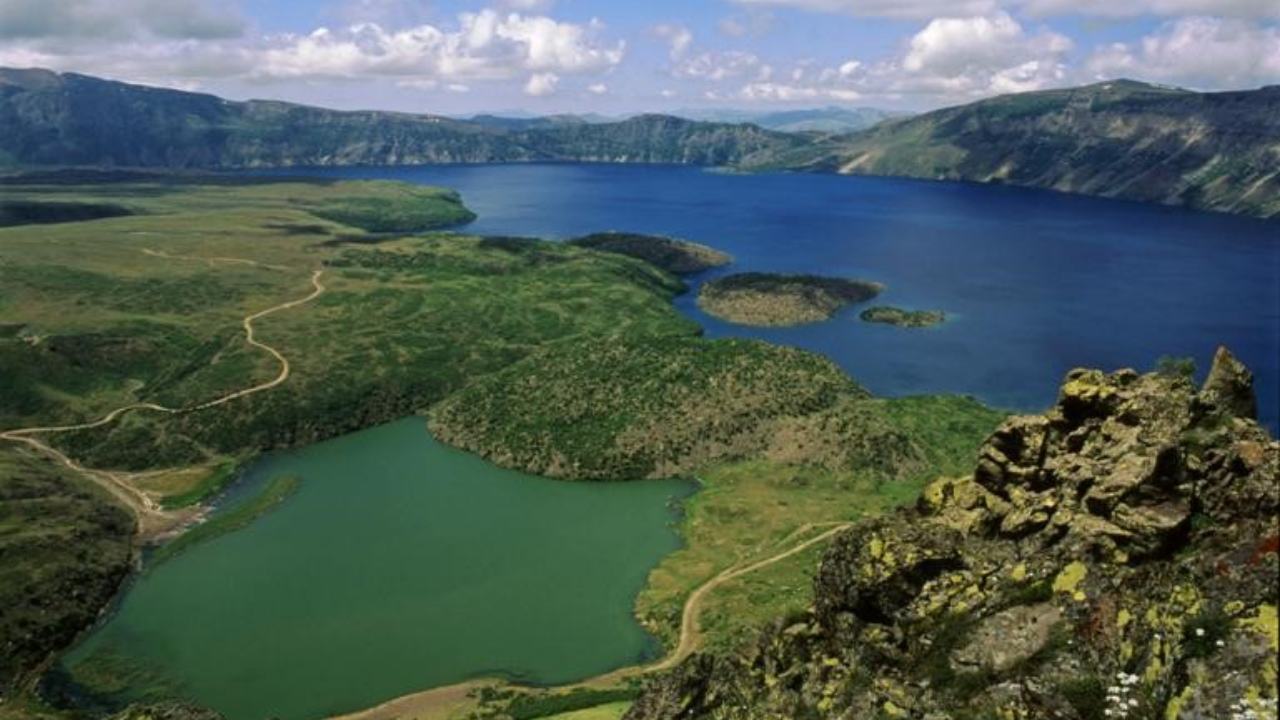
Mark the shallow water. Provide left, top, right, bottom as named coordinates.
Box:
left=64, top=419, right=692, bottom=720
left=265, top=163, right=1280, bottom=431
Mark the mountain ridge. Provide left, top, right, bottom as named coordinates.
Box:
left=2, top=68, right=1277, bottom=217
left=746, top=78, right=1280, bottom=218
left=0, top=68, right=803, bottom=168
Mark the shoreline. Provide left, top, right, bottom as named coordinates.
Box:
left=327, top=522, right=853, bottom=720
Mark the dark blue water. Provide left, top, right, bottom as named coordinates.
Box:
left=263, top=164, right=1280, bottom=431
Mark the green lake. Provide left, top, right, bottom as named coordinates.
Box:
left=61, top=418, right=693, bottom=720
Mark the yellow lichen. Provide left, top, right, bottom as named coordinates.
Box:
left=1010, top=563, right=1027, bottom=581
left=1118, top=608, right=1132, bottom=630
left=869, top=536, right=885, bottom=560
left=882, top=701, right=906, bottom=717
left=1165, top=685, right=1193, bottom=720
left=1053, top=561, right=1088, bottom=594
left=1242, top=604, right=1278, bottom=650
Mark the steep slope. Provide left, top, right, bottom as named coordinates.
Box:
left=628, top=348, right=1279, bottom=719
left=0, top=69, right=802, bottom=169
left=752, top=80, right=1280, bottom=218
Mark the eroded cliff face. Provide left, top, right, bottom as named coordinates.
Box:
left=628, top=347, right=1279, bottom=720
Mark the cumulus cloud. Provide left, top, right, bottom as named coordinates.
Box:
left=2, top=7, right=626, bottom=96
left=731, top=0, right=1280, bottom=18
left=727, top=0, right=997, bottom=20
left=722, top=11, right=1073, bottom=104
left=1019, top=0, right=1280, bottom=19
left=653, top=23, right=694, bottom=60
left=259, top=12, right=623, bottom=81
left=0, top=0, right=244, bottom=41
left=1085, top=17, right=1280, bottom=89
left=587, top=82, right=608, bottom=94
left=524, top=71, right=559, bottom=95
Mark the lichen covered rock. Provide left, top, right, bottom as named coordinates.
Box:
left=627, top=347, right=1279, bottom=720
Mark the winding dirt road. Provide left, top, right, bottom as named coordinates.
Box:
left=0, top=254, right=326, bottom=531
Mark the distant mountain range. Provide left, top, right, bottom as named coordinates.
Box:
left=2, top=68, right=1276, bottom=218
left=672, top=106, right=907, bottom=133
left=745, top=79, right=1280, bottom=218
left=0, top=68, right=803, bottom=168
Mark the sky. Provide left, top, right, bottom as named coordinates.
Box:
left=0, top=0, right=1277, bottom=115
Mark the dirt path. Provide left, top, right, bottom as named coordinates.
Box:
left=648, top=521, right=851, bottom=673
left=332, top=521, right=854, bottom=720
left=0, top=255, right=326, bottom=533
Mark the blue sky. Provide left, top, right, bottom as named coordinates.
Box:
left=0, top=0, right=1276, bottom=114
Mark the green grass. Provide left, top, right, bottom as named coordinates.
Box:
left=157, top=460, right=240, bottom=510
left=635, top=392, right=1002, bottom=654
left=148, top=474, right=300, bottom=567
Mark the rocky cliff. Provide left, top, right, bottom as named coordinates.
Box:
left=627, top=347, right=1279, bottom=719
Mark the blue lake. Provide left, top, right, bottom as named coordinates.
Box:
left=263, top=163, right=1280, bottom=431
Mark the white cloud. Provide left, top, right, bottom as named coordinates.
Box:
left=673, top=50, right=772, bottom=82
left=653, top=23, right=694, bottom=60
left=740, top=81, right=862, bottom=101
left=587, top=82, right=608, bottom=94
left=902, top=12, right=1072, bottom=78
left=255, top=11, right=624, bottom=82
left=0, top=0, right=244, bottom=40
left=1085, top=17, right=1280, bottom=89
left=1019, top=0, right=1280, bottom=19
left=726, top=11, right=1073, bottom=104
left=0, top=8, right=623, bottom=95
left=524, top=71, right=559, bottom=95
left=730, top=0, right=1280, bottom=19
left=727, top=0, right=996, bottom=20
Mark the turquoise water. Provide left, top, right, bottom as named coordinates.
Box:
left=262, top=163, right=1280, bottom=432
left=64, top=419, right=693, bottom=720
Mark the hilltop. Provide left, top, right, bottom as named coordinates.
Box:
left=748, top=79, right=1280, bottom=218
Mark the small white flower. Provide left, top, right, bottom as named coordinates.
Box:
left=1195, top=627, right=1206, bottom=637
left=1216, top=639, right=1226, bottom=647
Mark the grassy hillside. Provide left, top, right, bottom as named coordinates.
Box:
left=749, top=80, right=1280, bottom=218
left=0, top=69, right=802, bottom=169
left=0, top=175, right=706, bottom=480
left=0, top=446, right=134, bottom=694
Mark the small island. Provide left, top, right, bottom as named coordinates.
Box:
left=569, top=231, right=732, bottom=274
left=698, top=272, right=883, bottom=327
left=860, top=306, right=947, bottom=328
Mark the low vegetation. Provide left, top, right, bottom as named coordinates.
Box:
left=146, top=475, right=299, bottom=567
left=0, top=446, right=134, bottom=695
left=697, top=272, right=883, bottom=326
left=860, top=305, right=947, bottom=327
left=567, top=232, right=732, bottom=274
left=430, top=334, right=870, bottom=480
left=636, top=395, right=1003, bottom=652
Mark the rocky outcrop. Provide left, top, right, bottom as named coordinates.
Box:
left=627, top=347, right=1279, bottom=720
